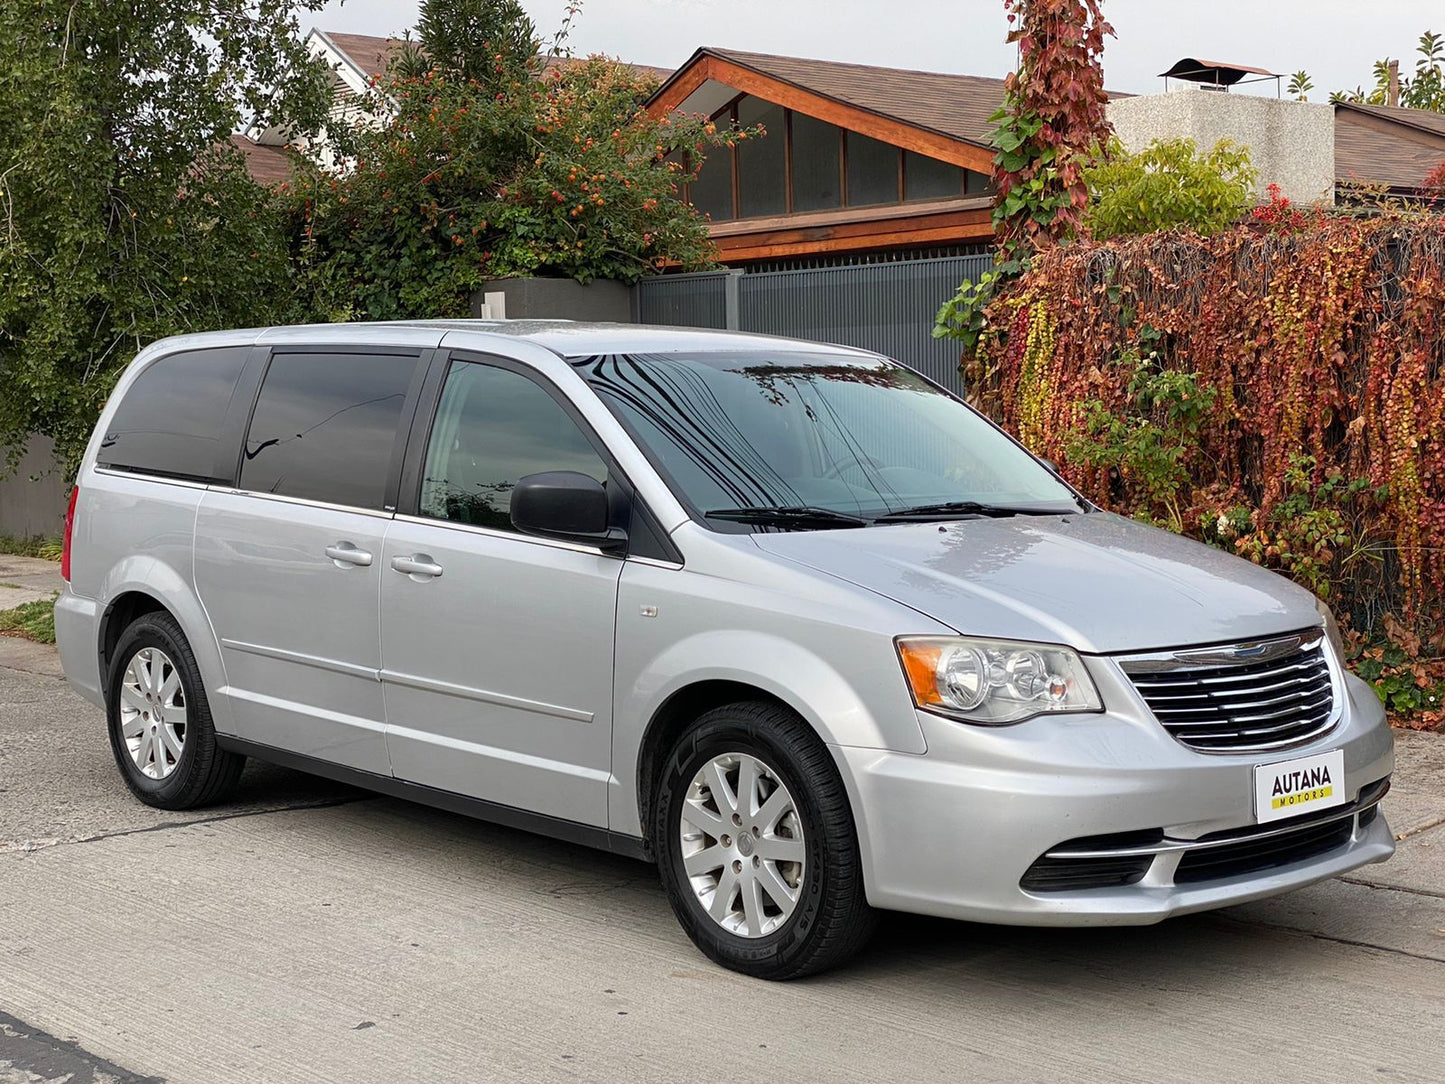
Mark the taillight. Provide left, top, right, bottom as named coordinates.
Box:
left=61, top=485, right=78, bottom=582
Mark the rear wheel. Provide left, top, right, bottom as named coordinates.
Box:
left=106, top=611, right=244, bottom=809
left=653, top=701, right=877, bottom=979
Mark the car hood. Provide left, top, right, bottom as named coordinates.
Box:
left=751, top=512, right=1321, bottom=654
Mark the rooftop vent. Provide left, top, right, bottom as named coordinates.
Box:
left=1159, top=58, right=1281, bottom=95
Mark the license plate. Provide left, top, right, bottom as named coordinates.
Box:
left=1254, top=749, right=1346, bottom=824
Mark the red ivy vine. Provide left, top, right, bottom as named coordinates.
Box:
left=970, top=217, right=1445, bottom=722
left=992, top=0, right=1113, bottom=254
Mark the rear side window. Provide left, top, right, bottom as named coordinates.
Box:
left=98, top=347, right=249, bottom=482
left=241, top=351, right=418, bottom=510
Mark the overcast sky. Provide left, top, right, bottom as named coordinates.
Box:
left=313, top=0, right=1444, bottom=100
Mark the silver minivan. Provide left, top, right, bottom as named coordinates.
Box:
left=56, top=321, right=1394, bottom=978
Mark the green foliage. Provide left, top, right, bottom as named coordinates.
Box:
left=0, top=536, right=62, bottom=560
left=1333, top=30, right=1445, bottom=111
left=415, top=0, right=537, bottom=91
left=0, top=0, right=332, bottom=472
left=1063, top=326, right=1218, bottom=532
left=1083, top=138, right=1257, bottom=240
left=933, top=258, right=1027, bottom=356
left=290, top=0, right=739, bottom=320
left=1287, top=71, right=1314, bottom=101
left=1222, top=456, right=1374, bottom=600
left=0, top=595, right=57, bottom=644
left=1350, top=636, right=1445, bottom=715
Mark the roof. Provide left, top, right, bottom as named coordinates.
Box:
left=317, top=30, right=406, bottom=80
left=659, top=47, right=1012, bottom=148
left=228, top=135, right=294, bottom=186
left=1335, top=101, right=1445, bottom=190
left=317, top=30, right=672, bottom=84
left=167, top=319, right=868, bottom=359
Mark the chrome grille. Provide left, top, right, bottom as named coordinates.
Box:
left=1119, top=629, right=1338, bottom=754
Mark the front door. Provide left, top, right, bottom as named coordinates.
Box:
left=380, top=356, right=622, bottom=826
left=195, top=348, right=420, bottom=774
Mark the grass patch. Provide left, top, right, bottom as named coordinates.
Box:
left=0, top=535, right=62, bottom=561
left=0, top=594, right=57, bottom=643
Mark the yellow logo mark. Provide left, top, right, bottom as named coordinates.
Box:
left=1272, top=785, right=1333, bottom=810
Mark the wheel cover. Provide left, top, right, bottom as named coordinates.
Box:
left=678, top=751, right=806, bottom=938
left=119, top=647, right=187, bottom=780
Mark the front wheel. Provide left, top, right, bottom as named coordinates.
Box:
left=653, top=701, right=877, bottom=979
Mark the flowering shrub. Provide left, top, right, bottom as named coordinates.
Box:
left=287, top=6, right=744, bottom=320
left=966, top=218, right=1445, bottom=725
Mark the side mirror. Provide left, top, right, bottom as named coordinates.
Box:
left=511, top=471, right=627, bottom=552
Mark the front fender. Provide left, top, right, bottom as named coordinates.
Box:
left=610, top=595, right=931, bottom=838
left=633, top=629, right=914, bottom=751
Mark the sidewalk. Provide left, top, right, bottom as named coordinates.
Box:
left=0, top=554, right=62, bottom=611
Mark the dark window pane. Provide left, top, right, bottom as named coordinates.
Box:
left=736, top=96, right=786, bottom=217
left=419, top=362, right=607, bottom=531
left=965, top=168, right=992, bottom=195
left=99, top=347, right=248, bottom=482
left=689, top=145, right=733, bottom=222
left=790, top=113, right=841, bottom=212
left=904, top=151, right=964, bottom=201
left=845, top=132, right=899, bottom=206
left=241, top=352, right=416, bottom=509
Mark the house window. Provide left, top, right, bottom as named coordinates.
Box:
left=791, top=113, right=842, bottom=212
left=737, top=97, right=787, bottom=217
left=690, top=145, right=734, bottom=222
left=845, top=132, right=901, bottom=206
left=904, top=150, right=964, bottom=201
left=681, top=96, right=991, bottom=222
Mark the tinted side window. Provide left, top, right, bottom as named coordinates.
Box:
left=98, top=347, right=249, bottom=481
left=241, top=351, right=417, bottom=510
left=420, top=361, right=607, bottom=531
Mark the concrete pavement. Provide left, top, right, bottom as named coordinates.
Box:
left=0, top=554, right=61, bottom=612
left=2, top=638, right=1443, bottom=1083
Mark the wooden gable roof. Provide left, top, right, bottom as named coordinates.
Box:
left=649, top=47, right=1002, bottom=174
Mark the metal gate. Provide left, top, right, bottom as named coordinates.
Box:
left=634, top=254, right=992, bottom=394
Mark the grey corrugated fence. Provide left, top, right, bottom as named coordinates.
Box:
left=634, top=254, right=993, bottom=393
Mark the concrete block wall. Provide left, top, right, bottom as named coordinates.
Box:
left=0, top=435, right=70, bottom=540
left=1107, top=90, right=1335, bottom=205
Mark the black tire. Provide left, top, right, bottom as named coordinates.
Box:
left=653, top=701, right=878, bottom=979
left=106, top=611, right=244, bottom=810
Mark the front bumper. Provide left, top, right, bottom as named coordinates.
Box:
left=832, top=658, right=1394, bottom=926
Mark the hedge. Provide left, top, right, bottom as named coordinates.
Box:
left=967, top=216, right=1445, bottom=719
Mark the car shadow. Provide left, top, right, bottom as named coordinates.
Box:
left=219, top=771, right=1323, bottom=996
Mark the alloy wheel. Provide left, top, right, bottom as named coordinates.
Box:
left=119, top=647, right=187, bottom=780
left=678, top=751, right=806, bottom=937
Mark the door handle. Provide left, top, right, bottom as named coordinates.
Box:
left=325, top=542, right=373, bottom=568
left=391, top=553, right=444, bottom=579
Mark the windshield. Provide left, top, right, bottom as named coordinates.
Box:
left=572, top=351, right=1080, bottom=525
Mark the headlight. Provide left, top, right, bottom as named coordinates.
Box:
left=1315, top=596, right=1345, bottom=660
left=896, top=636, right=1103, bottom=725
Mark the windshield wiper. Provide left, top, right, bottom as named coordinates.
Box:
left=873, top=500, right=1075, bottom=523
left=705, top=506, right=870, bottom=529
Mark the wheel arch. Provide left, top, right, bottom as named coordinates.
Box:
left=93, top=559, right=233, bottom=733
left=635, top=679, right=798, bottom=848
